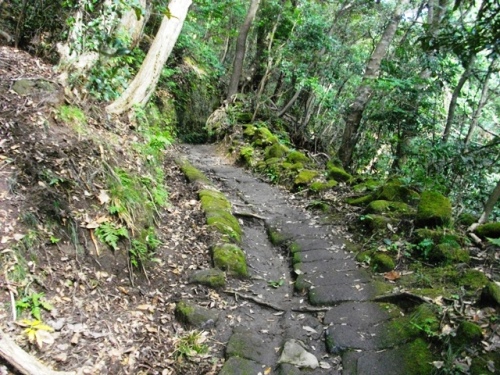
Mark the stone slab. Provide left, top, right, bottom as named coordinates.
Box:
left=218, top=357, right=266, bottom=375
left=324, top=302, right=392, bottom=327
left=226, top=329, right=280, bottom=365
left=309, top=283, right=376, bottom=305
left=297, top=267, right=372, bottom=287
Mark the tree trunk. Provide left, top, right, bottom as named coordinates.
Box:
left=442, top=54, right=475, bottom=142
left=464, top=58, right=496, bottom=146
left=227, top=0, right=261, bottom=100
left=106, top=0, right=192, bottom=114
left=337, top=0, right=408, bottom=169
left=469, top=179, right=500, bottom=232
left=116, top=0, right=150, bottom=49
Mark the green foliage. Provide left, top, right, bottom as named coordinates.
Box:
left=129, top=228, right=161, bottom=269
left=173, top=330, right=209, bottom=360
left=16, top=292, right=53, bottom=320
left=95, top=222, right=129, bottom=251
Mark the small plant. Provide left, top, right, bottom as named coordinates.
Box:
left=95, top=222, right=129, bottom=251
left=129, top=228, right=161, bottom=269
left=417, top=238, right=434, bottom=259
left=410, top=317, right=439, bottom=338
left=173, top=330, right=209, bottom=360
left=49, top=235, right=61, bottom=244
left=16, top=292, right=53, bottom=320
left=17, top=319, right=54, bottom=347
left=268, top=278, right=285, bottom=288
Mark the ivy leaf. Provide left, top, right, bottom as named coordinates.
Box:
left=486, top=237, right=500, bottom=247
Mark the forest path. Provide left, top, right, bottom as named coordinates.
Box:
left=182, top=144, right=408, bottom=375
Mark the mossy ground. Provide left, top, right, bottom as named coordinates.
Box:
left=212, top=243, right=248, bottom=277
left=416, top=190, right=452, bottom=227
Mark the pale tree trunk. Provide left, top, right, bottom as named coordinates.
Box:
left=106, top=0, right=192, bottom=114
left=227, top=0, right=261, bottom=100
left=116, top=0, right=150, bottom=49
left=442, top=54, right=475, bottom=142
left=464, top=58, right=496, bottom=146
left=337, top=0, right=408, bottom=169
left=469, top=179, right=500, bottom=232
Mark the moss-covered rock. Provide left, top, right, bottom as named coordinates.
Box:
left=470, top=351, right=500, bottom=375
left=385, top=303, right=439, bottom=344
left=459, top=270, right=488, bottom=290
left=374, top=183, right=420, bottom=204
left=416, top=190, right=452, bottom=228
left=371, top=252, right=395, bottom=272
left=366, top=200, right=413, bottom=216
left=310, top=180, right=338, bottom=192
left=175, top=300, right=219, bottom=328
left=362, top=214, right=396, bottom=231
left=429, top=243, right=470, bottom=264
left=475, top=222, right=500, bottom=239
left=189, top=268, right=226, bottom=288
left=326, top=162, right=353, bottom=183
left=355, top=250, right=374, bottom=263
left=294, top=170, right=319, bottom=186
left=346, top=194, right=374, bottom=206
left=265, top=157, right=281, bottom=166
left=178, top=160, right=211, bottom=185
left=454, top=321, right=483, bottom=348
left=294, top=274, right=312, bottom=293
left=414, top=228, right=464, bottom=246
left=243, top=125, right=256, bottom=137
left=212, top=243, right=248, bottom=277
left=267, top=226, right=289, bottom=246
left=219, top=357, right=263, bottom=375
left=401, top=338, right=435, bottom=375
left=352, top=179, right=381, bottom=193
left=239, top=146, right=254, bottom=166
left=206, top=210, right=242, bottom=243
left=199, top=189, right=232, bottom=211
left=457, top=212, right=478, bottom=226
left=480, top=281, right=500, bottom=307
left=286, top=150, right=309, bottom=164
left=254, top=126, right=278, bottom=146
left=264, top=143, right=289, bottom=160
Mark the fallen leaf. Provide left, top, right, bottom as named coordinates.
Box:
left=97, top=190, right=110, bottom=204
left=384, top=271, right=401, bottom=281
left=302, top=326, right=318, bottom=334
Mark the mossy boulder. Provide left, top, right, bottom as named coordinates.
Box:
left=309, top=179, right=338, bottom=192
left=454, top=321, right=483, bottom=348
left=199, top=189, right=232, bottom=211
left=401, top=338, right=435, bottom=375
left=416, top=190, right=452, bottom=228
left=459, top=270, right=488, bottom=290
left=346, top=194, right=374, bottom=206
left=352, top=179, right=381, bottom=193
left=362, top=214, right=396, bottom=231
left=470, top=351, right=500, bottom=375
left=264, top=143, right=289, bottom=160
left=253, top=126, right=278, bottom=146
left=371, top=252, right=395, bottom=272
left=480, top=281, right=500, bottom=307
left=239, top=146, right=254, bottom=166
left=457, top=212, right=478, bottom=226
left=355, top=250, right=374, bottom=263
left=429, top=243, right=470, bottom=264
left=219, top=357, right=263, bottom=375
left=374, top=183, right=420, bottom=204
left=175, top=300, right=219, bottom=328
left=212, top=243, right=248, bottom=277
left=243, top=125, right=256, bottom=137
left=294, top=170, right=319, bottom=186
left=206, top=210, right=242, bottom=243
left=386, top=303, right=439, bottom=344
left=178, top=160, right=210, bottom=185
left=326, top=162, right=353, bottom=183
left=366, top=200, right=413, bottom=217
left=189, top=268, right=226, bottom=288
left=475, top=222, right=500, bottom=239
left=267, top=226, right=290, bottom=246
left=265, top=157, right=281, bottom=166
left=286, top=150, right=309, bottom=164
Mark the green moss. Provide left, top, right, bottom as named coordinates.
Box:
left=371, top=252, right=395, bottom=272
left=288, top=242, right=301, bottom=254
left=290, top=162, right=303, bottom=171
left=416, top=190, right=452, bottom=228
left=265, top=157, right=281, bottom=166
left=239, top=146, right=254, bottom=166
left=459, top=270, right=488, bottom=290
left=212, top=243, right=248, bottom=277
left=457, top=212, right=478, bottom=226
left=454, top=321, right=483, bottom=348
left=243, top=125, right=256, bottom=137
left=346, top=194, right=374, bottom=206
left=475, top=222, right=500, bottom=238
left=430, top=243, right=470, bottom=264
left=470, top=351, right=500, bottom=375
left=366, top=200, right=413, bottom=216
left=206, top=210, right=242, bottom=243
left=58, top=105, right=87, bottom=133
left=292, top=252, right=302, bottom=265
left=414, top=228, right=463, bottom=245
left=189, top=268, right=226, bottom=288
left=294, top=274, right=312, bottom=293
left=355, top=250, right=374, bottom=263
left=310, top=179, right=338, bottom=192
left=178, top=160, right=211, bottom=185
left=375, top=183, right=420, bottom=204
left=286, top=151, right=309, bottom=164
left=267, top=227, right=288, bottom=246
left=480, top=281, right=500, bottom=307
left=326, top=162, right=353, bottom=182
left=254, top=127, right=278, bottom=146
left=264, top=143, right=288, bottom=160
left=175, top=300, right=195, bottom=321
left=352, top=179, right=381, bottom=193
left=362, top=214, right=395, bottom=231
left=199, top=189, right=232, bottom=211
left=386, top=304, right=439, bottom=344
left=402, top=338, right=435, bottom=375
left=294, top=170, right=319, bottom=186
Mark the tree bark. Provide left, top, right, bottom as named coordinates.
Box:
left=106, top=0, right=192, bottom=114
left=469, top=179, right=500, bottom=232
left=227, top=0, right=261, bottom=100
left=464, top=58, right=496, bottom=146
left=442, top=54, right=475, bottom=142
left=337, top=0, right=408, bottom=169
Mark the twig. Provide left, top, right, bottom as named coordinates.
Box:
left=223, top=289, right=284, bottom=311
left=89, top=229, right=99, bottom=256
left=291, top=306, right=331, bottom=313
left=232, top=211, right=268, bottom=220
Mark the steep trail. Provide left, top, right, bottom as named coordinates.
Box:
left=182, top=144, right=408, bottom=375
